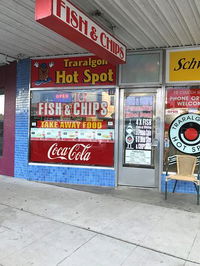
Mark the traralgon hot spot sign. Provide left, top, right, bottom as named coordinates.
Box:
left=35, top=0, right=126, bottom=65
left=169, top=113, right=200, bottom=154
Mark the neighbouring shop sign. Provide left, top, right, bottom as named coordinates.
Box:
left=31, top=56, right=116, bottom=87
left=166, top=48, right=200, bottom=83
left=35, top=0, right=126, bottom=65
left=169, top=113, right=200, bottom=154
left=167, top=88, right=200, bottom=108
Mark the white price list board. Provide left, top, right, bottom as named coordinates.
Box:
left=125, top=150, right=151, bottom=165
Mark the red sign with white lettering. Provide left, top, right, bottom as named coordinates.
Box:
left=167, top=88, right=200, bottom=108
left=30, top=140, right=114, bottom=166
left=31, top=56, right=116, bottom=87
left=35, top=0, right=126, bottom=65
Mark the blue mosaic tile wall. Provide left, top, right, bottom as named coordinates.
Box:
left=14, top=59, right=115, bottom=187
left=161, top=174, right=196, bottom=194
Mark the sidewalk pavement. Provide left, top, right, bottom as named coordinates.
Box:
left=0, top=176, right=200, bottom=266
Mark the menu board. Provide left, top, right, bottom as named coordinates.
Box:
left=124, top=95, right=153, bottom=166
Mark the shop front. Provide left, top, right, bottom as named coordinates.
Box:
left=14, top=51, right=165, bottom=188
left=13, top=0, right=164, bottom=189
left=28, top=51, right=164, bottom=188
left=30, top=55, right=116, bottom=169
left=14, top=47, right=200, bottom=193
left=15, top=56, right=116, bottom=186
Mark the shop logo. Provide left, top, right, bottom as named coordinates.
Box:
left=169, top=113, right=200, bottom=154
left=34, top=61, right=54, bottom=86
left=125, top=120, right=134, bottom=149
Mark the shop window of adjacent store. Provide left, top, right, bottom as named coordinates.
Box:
left=29, top=88, right=115, bottom=167
left=0, top=90, right=5, bottom=156
left=164, top=87, right=200, bottom=170
left=120, top=52, right=161, bottom=84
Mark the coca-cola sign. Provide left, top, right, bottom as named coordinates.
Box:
left=30, top=140, right=114, bottom=166
left=47, top=143, right=92, bottom=161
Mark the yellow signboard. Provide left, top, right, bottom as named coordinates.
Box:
left=167, top=48, right=200, bottom=82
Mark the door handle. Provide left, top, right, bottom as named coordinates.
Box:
left=151, top=139, right=159, bottom=148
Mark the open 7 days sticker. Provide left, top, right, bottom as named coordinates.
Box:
left=169, top=113, right=200, bottom=154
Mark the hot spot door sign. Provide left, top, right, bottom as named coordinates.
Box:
left=35, top=0, right=126, bottom=65
left=169, top=113, right=200, bottom=154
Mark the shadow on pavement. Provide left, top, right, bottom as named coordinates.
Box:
left=43, top=182, right=200, bottom=213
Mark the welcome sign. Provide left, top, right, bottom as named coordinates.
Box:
left=35, top=0, right=126, bottom=65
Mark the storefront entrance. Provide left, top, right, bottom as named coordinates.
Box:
left=118, top=88, right=162, bottom=187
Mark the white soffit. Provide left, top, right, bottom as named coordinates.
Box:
left=73, top=0, right=200, bottom=49
left=0, top=0, right=200, bottom=65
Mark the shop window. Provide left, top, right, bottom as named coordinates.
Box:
left=29, top=88, right=115, bottom=167
left=120, top=52, right=161, bottom=84
left=0, top=90, right=5, bottom=156
left=164, top=87, right=200, bottom=171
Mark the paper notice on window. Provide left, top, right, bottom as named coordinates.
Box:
left=125, top=150, right=151, bottom=165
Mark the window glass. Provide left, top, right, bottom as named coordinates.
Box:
left=120, top=53, right=161, bottom=84
left=164, top=87, right=200, bottom=171
left=30, top=88, right=115, bottom=167
left=0, top=90, right=5, bottom=156
left=123, top=92, right=155, bottom=167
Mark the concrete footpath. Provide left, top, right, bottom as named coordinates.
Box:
left=0, top=176, right=200, bottom=266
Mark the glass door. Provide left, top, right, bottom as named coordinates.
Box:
left=118, top=89, right=161, bottom=187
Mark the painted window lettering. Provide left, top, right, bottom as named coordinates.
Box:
left=30, top=88, right=115, bottom=167
left=37, top=102, right=108, bottom=117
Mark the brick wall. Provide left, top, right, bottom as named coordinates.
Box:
left=14, top=59, right=115, bottom=187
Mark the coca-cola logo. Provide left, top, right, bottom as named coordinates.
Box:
left=47, top=143, right=92, bottom=161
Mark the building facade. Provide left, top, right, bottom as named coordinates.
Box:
left=0, top=47, right=200, bottom=194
